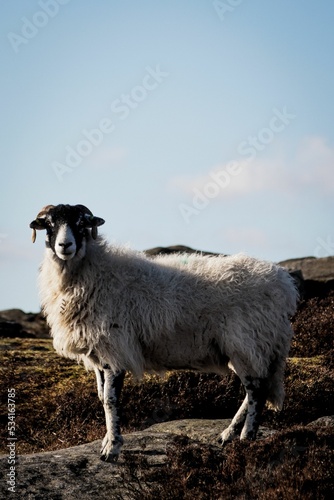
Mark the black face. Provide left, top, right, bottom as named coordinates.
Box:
left=30, top=204, right=105, bottom=261
left=47, top=205, right=89, bottom=257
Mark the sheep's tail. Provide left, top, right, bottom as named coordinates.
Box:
left=266, top=356, right=287, bottom=410
left=265, top=266, right=298, bottom=410
left=265, top=319, right=295, bottom=411
left=277, top=265, right=300, bottom=317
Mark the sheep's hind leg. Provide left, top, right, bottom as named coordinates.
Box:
left=240, top=376, right=267, bottom=441
left=219, top=394, right=248, bottom=445
left=219, top=376, right=267, bottom=445
left=100, top=368, right=126, bottom=462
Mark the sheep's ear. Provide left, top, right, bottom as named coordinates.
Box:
left=29, top=218, right=48, bottom=243
left=84, top=215, right=105, bottom=240
left=91, top=217, right=105, bottom=240
left=92, top=216, right=105, bottom=227
left=30, top=205, right=55, bottom=243
left=84, top=215, right=105, bottom=228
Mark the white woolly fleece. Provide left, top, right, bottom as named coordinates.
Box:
left=38, top=239, right=298, bottom=410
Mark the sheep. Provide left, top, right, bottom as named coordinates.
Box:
left=30, top=203, right=298, bottom=462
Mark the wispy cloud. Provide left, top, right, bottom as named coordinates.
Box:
left=296, top=136, right=334, bottom=193
left=0, top=236, right=36, bottom=263
left=90, top=147, right=127, bottom=170
left=225, top=227, right=269, bottom=248
left=171, top=158, right=287, bottom=199
left=171, top=136, right=334, bottom=200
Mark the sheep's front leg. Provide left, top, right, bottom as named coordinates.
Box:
left=100, top=368, right=126, bottom=462
left=94, top=367, right=104, bottom=404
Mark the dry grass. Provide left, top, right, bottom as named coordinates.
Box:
left=126, top=427, right=333, bottom=499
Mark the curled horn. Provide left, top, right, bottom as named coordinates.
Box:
left=36, top=204, right=56, bottom=219
left=30, top=205, right=55, bottom=243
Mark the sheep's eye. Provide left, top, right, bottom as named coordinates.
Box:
left=45, top=223, right=53, bottom=234
left=44, top=219, right=55, bottom=233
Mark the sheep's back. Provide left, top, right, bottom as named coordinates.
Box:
left=38, top=244, right=297, bottom=378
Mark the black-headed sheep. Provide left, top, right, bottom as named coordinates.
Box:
left=30, top=204, right=298, bottom=461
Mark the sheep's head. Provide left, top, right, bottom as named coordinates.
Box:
left=29, top=204, right=105, bottom=261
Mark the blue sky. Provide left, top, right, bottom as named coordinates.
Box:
left=1, top=0, right=334, bottom=312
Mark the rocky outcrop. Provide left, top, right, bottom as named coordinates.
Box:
left=279, top=255, right=334, bottom=298
left=145, top=245, right=221, bottom=257
left=0, top=309, right=49, bottom=339
left=142, top=418, right=276, bottom=443
left=0, top=420, right=227, bottom=499
left=278, top=256, right=334, bottom=282
left=0, top=430, right=169, bottom=499
left=2, top=420, right=228, bottom=499
left=1, top=418, right=332, bottom=499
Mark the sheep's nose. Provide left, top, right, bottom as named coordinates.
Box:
left=58, top=242, right=73, bottom=249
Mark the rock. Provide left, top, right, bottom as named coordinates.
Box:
left=145, top=245, right=220, bottom=257
left=143, top=418, right=276, bottom=444
left=1, top=434, right=168, bottom=499
left=0, top=419, right=275, bottom=499
left=308, top=415, right=334, bottom=428
left=279, top=256, right=334, bottom=282
left=0, top=320, right=31, bottom=338
left=278, top=256, right=334, bottom=298
left=0, top=309, right=49, bottom=338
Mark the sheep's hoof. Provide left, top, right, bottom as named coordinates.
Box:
left=100, top=435, right=123, bottom=462
left=219, top=428, right=236, bottom=446
left=218, top=436, right=231, bottom=447
left=100, top=446, right=121, bottom=463
left=100, top=451, right=119, bottom=463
